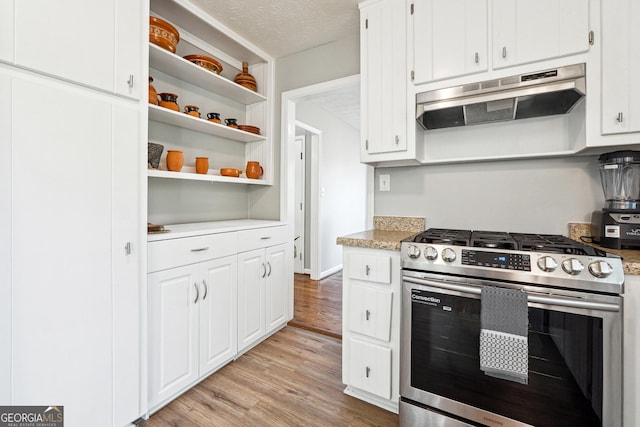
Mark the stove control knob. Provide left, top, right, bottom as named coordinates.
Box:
left=562, top=258, right=584, bottom=275
left=407, top=245, right=421, bottom=259
left=424, top=246, right=438, bottom=261
left=442, top=248, right=456, bottom=263
left=588, top=260, right=613, bottom=278
left=537, top=256, right=558, bottom=272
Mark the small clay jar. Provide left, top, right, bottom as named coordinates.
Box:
left=207, top=112, right=221, bottom=123
left=224, top=118, right=238, bottom=128
left=148, top=76, right=159, bottom=105
left=166, top=150, right=184, bottom=172
left=245, top=161, right=263, bottom=179
left=195, top=157, right=209, bottom=174
left=158, top=92, right=179, bottom=111
left=184, top=105, right=201, bottom=118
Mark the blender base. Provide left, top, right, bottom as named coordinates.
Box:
left=591, top=210, right=640, bottom=249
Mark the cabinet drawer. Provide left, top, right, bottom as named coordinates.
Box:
left=148, top=232, right=237, bottom=273
left=349, top=284, right=393, bottom=341
left=347, top=253, right=391, bottom=284
left=237, top=226, right=287, bottom=253
left=348, top=338, right=392, bottom=400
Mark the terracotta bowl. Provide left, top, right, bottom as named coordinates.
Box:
left=238, top=125, right=260, bottom=135
left=149, top=16, right=180, bottom=53
left=183, top=54, right=223, bottom=74
left=220, top=168, right=242, bottom=177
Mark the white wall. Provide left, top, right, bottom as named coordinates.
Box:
left=297, top=101, right=367, bottom=276
left=374, top=155, right=603, bottom=235
left=249, top=34, right=360, bottom=220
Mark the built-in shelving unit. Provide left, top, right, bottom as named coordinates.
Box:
left=147, top=168, right=270, bottom=185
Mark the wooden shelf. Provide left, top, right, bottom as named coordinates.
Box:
left=148, top=168, right=269, bottom=185
left=149, top=43, right=266, bottom=105
left=148, top=104, right=266, bottom=143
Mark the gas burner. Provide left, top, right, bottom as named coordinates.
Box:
left=411, top=228, right=471, bottom=246
left=510, top=233, right=607, bottom=256
left=470, top=231, right=517, bottom=250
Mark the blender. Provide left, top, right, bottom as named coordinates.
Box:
left=591, top=150, right=640, bottom=249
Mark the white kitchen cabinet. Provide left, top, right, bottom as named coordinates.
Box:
left=412, top=0, right=488, bottom=85
left=342, top=246, right=402, bottom=413
left=147, top=233, right=238, bottom=410
left=148, top=0, right=274, bottom=186
left=348, top=338, right=392, bottom=400
left=492, top=0, right=589, bottom=70
left=601, top=0, right=640, bottom=135
left=237, top=226, right=290, bottom=353
left=360, top=0, right=417, bottom=164
left=1, top=0, right=144, bottom=99
left=1, top=66, right=142, bottom=426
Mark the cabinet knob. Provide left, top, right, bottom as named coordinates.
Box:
left=193, top=282, right=200, bottom=304
left=616, top=112, right=624, bottom=123
left=365, top=265, right=371, bottom=276
left=502, top=47, right=507, bottom=58
left=365, top=309, right=371, bottom=320
left=365, top=366, right=371, bottom=378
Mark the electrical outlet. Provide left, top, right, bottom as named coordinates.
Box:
left=379, top=174, right=390, bottom=191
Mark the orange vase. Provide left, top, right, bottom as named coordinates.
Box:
left=166, top=150, right=184, bottom=172
left=245, top=161, right=263, bottom=179
left=148, top=76, right=159, bottom=105
left=234, top=61, right=257, bottom=92
left=195, top=157, right=209, bottom=174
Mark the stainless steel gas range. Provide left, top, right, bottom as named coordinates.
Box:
left=400, top=228, right=624, bottom=427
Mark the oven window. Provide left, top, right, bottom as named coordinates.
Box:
left=411, top=289, right=603, bottom=426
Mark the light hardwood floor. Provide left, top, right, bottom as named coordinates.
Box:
left=288, top=272, right=343, bottom=339
left=139, top=327, right=398, bottom=426
left=140, top=272, right=399, bottom=426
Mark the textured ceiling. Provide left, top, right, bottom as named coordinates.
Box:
left=191, top=0, right=360, bottom=58
left=298, top=83, right=360, bottom=130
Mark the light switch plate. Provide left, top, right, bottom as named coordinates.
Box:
left=379, top=174, right=390, bottom=191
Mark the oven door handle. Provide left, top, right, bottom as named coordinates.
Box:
left=403, top=276, right=621, bottom=312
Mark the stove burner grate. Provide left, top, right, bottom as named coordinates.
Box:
left=411, top=228, right=471, bottom=246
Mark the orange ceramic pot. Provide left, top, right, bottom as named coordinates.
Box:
left=184, top=105, right=200, bottom=118
left=158, top=93, right=179, bottom=111
left=234, top=61, right=257, bottom=92
left=166, top=150, right=184, bottom=172
left=245, top=161, right=264, bottom=179
left=224, top=118, right=238, bottom=128
left=148, top=76, right=159, bottom=105
left=195, top=157, right=209, bottom=174
left=207, top=112, right=221, bottom=123
left=149, top=16, right=180, bottom=53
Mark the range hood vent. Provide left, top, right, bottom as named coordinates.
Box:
left=416, top=64, right=586, bottom=130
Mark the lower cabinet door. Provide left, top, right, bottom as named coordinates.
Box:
left=266, top=243, right=288, bottom=333
left=348, top=338, right=392, bottom=399
left=148, top=265, right=200, bottom=407
left=237, top=249, right=266, bottom=352
left=199, top=255, right=238, bottom=376
left=349, top=284, right=393, bottom=341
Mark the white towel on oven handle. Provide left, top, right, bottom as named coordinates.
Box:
left=480, top=329, right=528, bottom=384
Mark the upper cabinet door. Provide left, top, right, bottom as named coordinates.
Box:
left=12, top=0, right=142, bottom=99
left=492, top=0, right=589, bottom=69
left=361, top=0, right=407, bottom=156
left=413, top=0, right=488, bottom=84
left=0, top=2, right=14, bottom=62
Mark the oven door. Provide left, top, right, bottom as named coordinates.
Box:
left=400, top=270, right=622, bottom=427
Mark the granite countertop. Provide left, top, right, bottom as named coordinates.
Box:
left=569, top=223, right=640, bottom=275
left=336, top=216, right=424, bottom=251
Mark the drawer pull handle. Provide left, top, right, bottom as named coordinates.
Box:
left=190, top=247, right=210, bottom=252
left=617, top=112, right=624, bottom=123
left=262, top=263, right=267, bottom=278
left=365, top=309, right=371, bottom=320
left=365, top=366, right=371, bottom=378
left=194, top=282, right=199, bottom=304
left=260, top=236, right=272, bottom=240
left=202, top=280, right=208, bottom=300
left=365, top=265, right=370, bottom=276
left=267, top=261, right=272, bottom=277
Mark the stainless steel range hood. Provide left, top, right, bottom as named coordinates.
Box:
left=416, top=63, right=586, bottom=130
